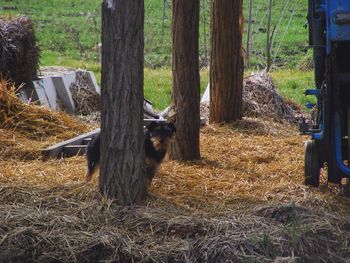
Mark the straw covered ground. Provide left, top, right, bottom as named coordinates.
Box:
left=2, top=80, right=350, bottom=262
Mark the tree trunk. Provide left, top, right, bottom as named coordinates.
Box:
left=210, top=0, right=244, bottom=123
left=266, top=0, right=273, bottom=72
left=246, top=0, right=253, bottom=68
left=100, top=0, right=147, bottom=205
left=169, top=0, right=201, bottom=161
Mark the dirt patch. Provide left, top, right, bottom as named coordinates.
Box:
left=38, top=66, right=75, bottom=77
left=257, top=203, right=312, bottom=224
left=76, top=243, right=115, bottom=263
left=0, top=248, right=27, bottom=263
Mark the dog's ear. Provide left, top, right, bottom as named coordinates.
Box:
left=147, top=121, right=158, bottom=131
left=167, top=123, right=176, bottom=133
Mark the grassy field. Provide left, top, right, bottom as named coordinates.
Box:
left=0, top=0, right=309, bottom=68
left=0, top=0, right=313, bottom=110
left=144, top=68, right=209, bottom=110
left=271, top=70, right=314, bottom=107
left=144, top=68, right=314, bottom=111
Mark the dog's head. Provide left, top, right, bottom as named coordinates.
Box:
left=146, top=122, right=176, bottom=151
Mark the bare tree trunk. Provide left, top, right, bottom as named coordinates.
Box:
left=210, top=0, right=244, bottom=123
left=202, top=0, right=208, bottom=67
left=161, top=0, right=167, bottom=43
left=266, top=0, right=273, bottom=72
left=246, top=0, right=253, bottom=68
left=100, top=0, right=147, bottom=205
left=169, top=0, right=201, bottom=161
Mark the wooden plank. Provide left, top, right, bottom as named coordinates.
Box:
left=42, top=119, right=167, bottom=159
left=82, top=138, right=92, bottom=144
left=144, top=106, right=160, bottom=119
left=41, top=128, right=100, bottom=159
left=143, top=118, right=167, bottom=126
left=63, top=145, right=87, bottom=157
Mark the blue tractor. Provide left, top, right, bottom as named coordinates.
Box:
left=302, top=0, right=350, bottom=186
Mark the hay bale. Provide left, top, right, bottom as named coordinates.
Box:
left=0, top=16, right=40, bottom=87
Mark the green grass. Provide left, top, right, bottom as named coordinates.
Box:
left=1, top=0, right=101, bottom=63
left=144, top=68, right=209, bottom=110
left=0, top=0, right=313, bottom=111
left=271, top=69, right=314, bottom=107
left=145, top=68, right=314, bottom=111
left=0, top=0, right=309, bottom=69
left=242, top=0, right=309, bottom=68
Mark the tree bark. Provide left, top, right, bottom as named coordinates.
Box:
left=169, top=0, right=201, bottom=161
left=266, top=0, right=273, bottom=72
left=246, top=0, right=253, bottom=68
left=100, top=0, right=147, bottom=205
left=210, top=0, right=244, bottom=123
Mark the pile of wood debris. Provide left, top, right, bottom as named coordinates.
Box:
left=243, top=72, right=303, bottom=123
left=201, top=72, right=304, bottom=124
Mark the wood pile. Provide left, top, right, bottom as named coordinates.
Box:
left=70, top=70, right=101, bottom=116
left=243, top=72, right=303, bottom=123
left=200, top=72, right=304, bottom=124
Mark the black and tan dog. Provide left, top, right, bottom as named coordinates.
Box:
left=143, top=121, right=176, bottom=185
left=85, top=122, right=176, bottom=185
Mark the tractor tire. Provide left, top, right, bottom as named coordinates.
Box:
left=304, top=140, right=321, bottom=187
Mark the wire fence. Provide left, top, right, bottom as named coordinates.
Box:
left=144, top=0, right=308, bottom=70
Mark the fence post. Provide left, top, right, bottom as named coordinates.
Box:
left=246, top=0, right=253, bottom=68
left=161, top=0, right=167, bottom=42
left=202, top=0, right=208, bottom=67
left=266, top=0, right=273, bottom=72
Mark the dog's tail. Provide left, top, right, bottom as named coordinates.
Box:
left=85, top=134, right=100, bottom=182
left=86, top=161, right=99, bottom=182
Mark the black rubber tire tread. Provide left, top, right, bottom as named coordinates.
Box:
left=304, top=140, right=321, bottom=187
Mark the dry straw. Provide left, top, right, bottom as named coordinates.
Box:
left=1, top=77, right=350, bottom=262
left=0, top=79, right=92, bottom=159
left=0, top=79, right=90, bottom=137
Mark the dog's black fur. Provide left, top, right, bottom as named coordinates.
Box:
left=85, top=134, right=100, bottom=181
left=144, top=121, right=176, bottom=185
left=85, top=122, right=176, bottom=185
